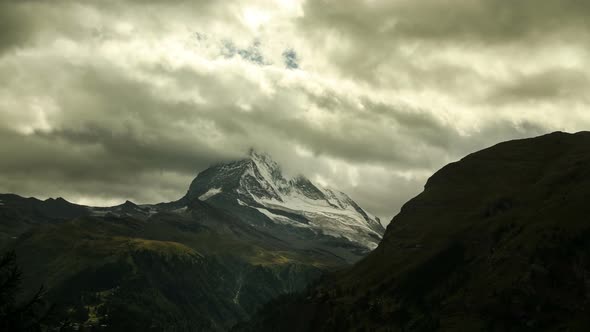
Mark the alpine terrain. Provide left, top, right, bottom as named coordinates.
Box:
left=0, top=151, right=384, bottom=331
left=182, top=150, right=384, bottom=259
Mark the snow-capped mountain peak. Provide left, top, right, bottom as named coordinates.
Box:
left=185, top=150, right=385, bottom=251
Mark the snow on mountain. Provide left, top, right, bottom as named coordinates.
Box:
left=186, top=150, right=385, bottom=250
left=80, top=151, right=384, bottom=252
left=199, top=187, right=222, bottom=201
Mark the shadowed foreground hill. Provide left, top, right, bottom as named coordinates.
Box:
left=236, top=131, right=590, bottom=331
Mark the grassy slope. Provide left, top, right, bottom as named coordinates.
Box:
left=11, top=208, right=332, bottom=331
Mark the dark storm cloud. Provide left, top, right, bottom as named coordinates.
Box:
left=299, top=0, right=590, bottom=45
left=0, top=2, right=35, bottom=54
left=0, top=0, right=235, bottom=54
left=487, top=68, right=590, bottom=105
left=297, top=0, right=590, bottom=107
left=0, top=0, right=110, bottom=54
left=0, top=64, right=244, bottom=203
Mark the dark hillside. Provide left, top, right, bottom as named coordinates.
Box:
left=237, top=131, right=590, bottom=331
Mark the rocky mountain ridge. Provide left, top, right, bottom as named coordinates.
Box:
left=183, top=150, right=384, bottom=251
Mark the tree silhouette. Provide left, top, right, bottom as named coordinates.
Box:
left=0, top=250, right=50, bottom=331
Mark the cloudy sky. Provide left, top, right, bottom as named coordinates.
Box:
left=1, top=0, right=589, bottom=223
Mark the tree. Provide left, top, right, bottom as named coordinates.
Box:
left=0, top=250, right=50, bottom=331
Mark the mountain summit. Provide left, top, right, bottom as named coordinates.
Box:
left=183, top=150, right=384, bottom=257
left=1, top=150, right=385, bottom=264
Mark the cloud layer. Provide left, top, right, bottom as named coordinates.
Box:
left=1, top=0, right=589, bottom=222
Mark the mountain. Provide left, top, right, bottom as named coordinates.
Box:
left=0, top=151, right=384, bottom=331
left=236, top=131, right=590, bottom=332
left=180, top=150, right=384, bottom=260
left=0, top=194, right=91, bottom=243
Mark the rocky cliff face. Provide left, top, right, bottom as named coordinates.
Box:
left=237, top=132, right=590, bottom=332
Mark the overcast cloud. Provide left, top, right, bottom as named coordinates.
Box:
left=1, top=0, right=589, bottom=223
